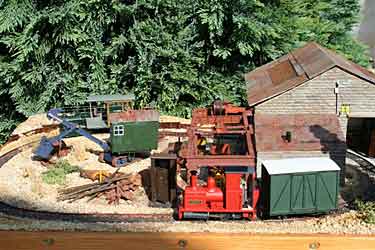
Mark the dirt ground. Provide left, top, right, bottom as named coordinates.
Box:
left=0, top=135, right=179, bottom=215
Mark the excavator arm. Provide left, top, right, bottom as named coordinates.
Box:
left=34, top=109, right=110, bottom=160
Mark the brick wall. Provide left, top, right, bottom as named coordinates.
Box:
left=254, top=114, right=347, bottom=181
left=254, top=67, right=375, bottom=183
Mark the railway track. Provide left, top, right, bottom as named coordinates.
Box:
left=346, top=149, right=375, bottom=176
left=0, top=201, right=173, bottom=223
left=0, top=126, right=347, bottom=224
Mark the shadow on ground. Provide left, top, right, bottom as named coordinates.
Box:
left=341, top=163, right=375, bottom=207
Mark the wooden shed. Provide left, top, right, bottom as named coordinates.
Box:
left=245, top=42, right=375, bottom=182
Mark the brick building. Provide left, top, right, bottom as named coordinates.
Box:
left=245, top=42, right=375, bottom=181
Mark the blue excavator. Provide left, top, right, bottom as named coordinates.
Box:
left=34, top=108, right=159, bottom=167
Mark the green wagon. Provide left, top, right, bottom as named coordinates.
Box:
left=110, top=121, right=159, bottom=154
left=109, top=109, right=160, bottom=155
left=261, top=157, right=340, bottom=218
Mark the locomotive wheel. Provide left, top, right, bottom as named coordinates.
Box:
left=111, top=156, right=128, bottom=168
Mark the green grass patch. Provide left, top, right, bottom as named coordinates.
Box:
left=41, top=160, right=80, bottom=185
left=355, top=200, right=375, bottom=224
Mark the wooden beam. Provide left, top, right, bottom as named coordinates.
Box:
left=1, top=231, right=375, bottom=250
left=186, top=156, right=255, bottom=167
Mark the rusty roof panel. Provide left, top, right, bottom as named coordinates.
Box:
left=323, top=47, right=375, bottom=84
left=292, top=43, right=336, bottom=78
left=245, top=42, right=375, bottom=106
left=246, top=73, right=308, bottom=107
left=246, top=53, right=309, bottom=106
left=268, top=59, right=297, bottom=85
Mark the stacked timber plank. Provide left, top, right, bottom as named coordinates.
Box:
left=58, top=173, right=142, bottom=205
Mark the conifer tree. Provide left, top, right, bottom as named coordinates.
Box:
left=0, top=0, right=369, bottom=143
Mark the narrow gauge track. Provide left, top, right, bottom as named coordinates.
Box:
left=346, top=149, right=375, bottom=176
left=0, top=201, right=173, bottom=223
left=0, top=125, right=345, bottom=224
left=0, top=148, right=22, bottom=167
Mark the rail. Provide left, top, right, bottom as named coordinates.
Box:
left=347, top=149, right=375, bottom=176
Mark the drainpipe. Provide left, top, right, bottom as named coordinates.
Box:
left=335, top=82, right=340, bottom=116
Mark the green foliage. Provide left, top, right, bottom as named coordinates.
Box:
left=0, top=0, right=370, bottom=141
left=41, top=159, right=80, bottom=185
left=355, top=200, right=375, bottom=224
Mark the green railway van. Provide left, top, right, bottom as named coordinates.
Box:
left=109, top=121, right=159, bottom=154
left=109, top=111, right=159, bottom=155
left=261, top=157, right=340, bottom=218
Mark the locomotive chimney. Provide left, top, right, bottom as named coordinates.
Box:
left=207, top=177, right=216, bottom=190
left=190, top=171, right=198, bottom=188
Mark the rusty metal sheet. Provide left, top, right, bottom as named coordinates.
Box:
left=246, top=53, right=309, bottom=106
left=268, top=59, right=298, bottom=85
left=109, top=110, right=159, bottom=123
left=293, top=42, right=375, bottom=84
left=324, top=47, right=375, bottom=84
left=292, top=42, right=335, bottom=79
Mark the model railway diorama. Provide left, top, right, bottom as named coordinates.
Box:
left=2, top=43, right=375, bottom=236
left=0, top=96, right=341, bottom=221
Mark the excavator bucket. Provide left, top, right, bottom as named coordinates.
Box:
left=34, top=136, right=55, bottom=160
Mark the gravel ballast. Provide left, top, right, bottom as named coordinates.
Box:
left=0, top=210, right=374, bottom=234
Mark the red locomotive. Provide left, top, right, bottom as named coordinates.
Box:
left=179, top=169, right=259, bottom=220
left=177, top=100, right=259, bottom=220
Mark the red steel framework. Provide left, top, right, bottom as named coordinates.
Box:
left=178, top=101, right=259, bottom=220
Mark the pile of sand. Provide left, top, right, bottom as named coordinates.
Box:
left=11, top=113, right=56, bottom=136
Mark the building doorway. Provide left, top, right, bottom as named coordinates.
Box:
left=347, top=117, right=375, bottom=157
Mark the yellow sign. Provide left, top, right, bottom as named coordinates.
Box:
left=340, top=104, right=350, bottom=115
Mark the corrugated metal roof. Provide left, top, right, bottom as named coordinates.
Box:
left=87, top=94, right=135, bottom=102
left=262, top=157, right=340, bottom=175
left=245, top=42, right=375, bottom=106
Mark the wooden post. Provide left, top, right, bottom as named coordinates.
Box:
left=106, top=102, right=110, bottom=127
left=89, top=102, right=93, bottom=118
